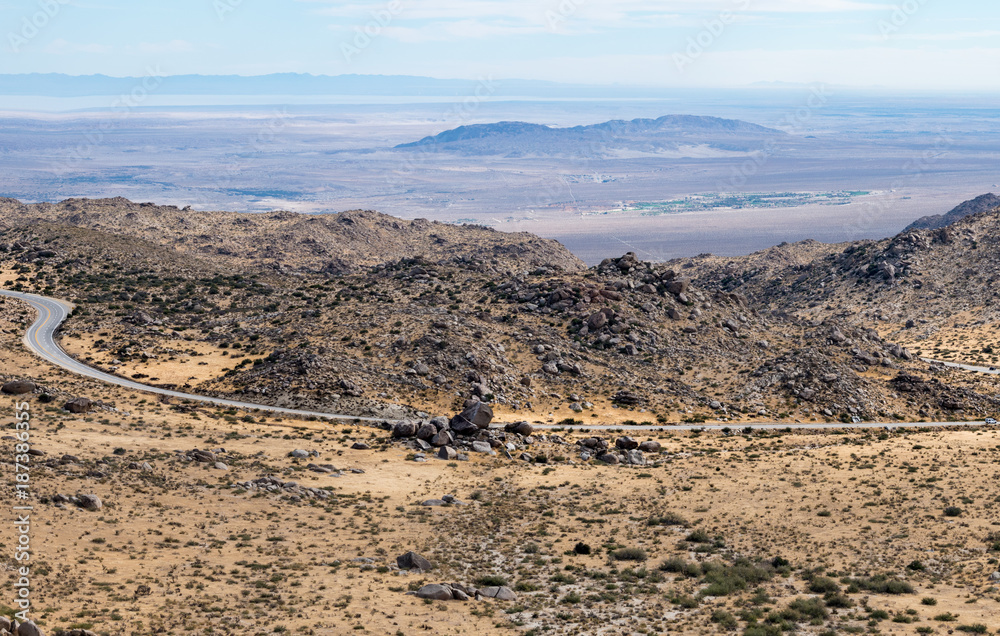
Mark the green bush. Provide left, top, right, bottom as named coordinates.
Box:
left=844, top=574, right=914, bottom=594
left=685, top=529, right=713, bottom=543
left=475, top=574, right=508, bottom=587
left=956, top=625, right=988, bottom=633
left=658, top=557, right=701, bottom=577
left=611, top=547, right=647, bottom=562
left=711, top=609, right=738, bottom=629
left=943, top=506, right=963, bottom=517
left=647, top=512, right=689, bottom=527
left=701, top=559, right=774, bottom=597
left=808, top=576, right=841, bottom=594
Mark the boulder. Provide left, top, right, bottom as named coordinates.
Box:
left=666, top=278, right=691, bottom=296
left=504, top=421, right=534, bottom=436
left=586, top=312, right=608, bottom=330
left=615, top=436, right=639, bottom=450
left=416, top=422, right=438, bottom=441
left=638, top=441, right=661, bottom=453
left=597, top=453, right=620, bottom=465
left=351, top=442, right=370, bottom=450
left=430, top=430, right=454, bottom=447
left=471, top=441, right=492, bottom=454
left=1, top=380, right=35, bottom=395
left=396, top=551, right=433, bottom=571
left=14, top=621, right=44, bottom=636
left=451, top=402, right=493, bottom=432
left=437, top=446, right=458, bottom=461
left=625, top=449, right=646, bottom=466
left=478, top=586, right=518, bottom=601
left=63, top=397, right=92, bottom=414
left=289, top=449, right=310, bottom=458
left=76, top=494, right=102, bottom=511
left=415, top=584, right=454, bottom=601
left=392, top=420, right=418, bottom=438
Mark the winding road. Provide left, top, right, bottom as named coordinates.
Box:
left=1, top=289, right=995, bottom=431
left=0, top=289, right=386, bottom=422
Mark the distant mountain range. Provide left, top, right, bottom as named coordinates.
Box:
left=394, top=115, right=785, bottom=157
left=0, top=72, right=678, bottom=99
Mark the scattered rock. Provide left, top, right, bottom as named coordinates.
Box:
left=397, top=551, right=433, bottom=571
left=63, top=397, right=92, bottom=414
left=1, top=380, right=35, bottom=395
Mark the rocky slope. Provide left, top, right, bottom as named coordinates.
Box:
left=0, top=197, right=583, bottom=275
left=3, top=196, right=998, bottom=426
left=904, top=192, right=1000, bottom=231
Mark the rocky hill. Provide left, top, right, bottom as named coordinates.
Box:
left=395, top=115, right=785, bottom=157
left=903, top=192, right=999, bottom=231
left=2, top=196, right=998, bottom=426
left=0, top=197, right=583, bottom=275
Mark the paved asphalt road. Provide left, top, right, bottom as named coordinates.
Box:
left=1, top=289, right=996, bottom=432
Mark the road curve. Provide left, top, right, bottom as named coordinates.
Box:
left=922, top=357, right=1000, bottom=375
left=0, top=289, right=387, bottom=422
left=1, top=289, right=995, bottom=432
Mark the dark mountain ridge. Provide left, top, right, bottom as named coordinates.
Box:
left=395, top=115, right=785, bottom=157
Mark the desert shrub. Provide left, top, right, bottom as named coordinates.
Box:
left=647, top=512, right=689, bottom=527
left=711, top=609, right=738, bottom=629
left=573, top=542, right=591, bottom=555
left=907, top=560, right=925, bottom=571
left=844, top=574, right=913, bottom=594
left=933, top=612, right=958, bottom=622
left=685, top=529, right=713, bottom=543
left=955, top=625, right=988, bottom=633
left=743, top=626, right=782, bottom=636
left=781, top=597, right=829, bottom=622
left=943, top=506, right=963, bottom=517
left=475, top=575, right=508, bottom=587
left=611, top=547, right=647, bottom=562
left=701, top=559, right=774, bottom=597
left=808, top=576, right=841, bottom=594
left=921, top=597, right=938, bottom=606
left=659, top=557, right=702, bottom=578
left=823, top=592, right=854, bottom=608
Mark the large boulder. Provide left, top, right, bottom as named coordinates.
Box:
left=415, top=422, right=438, bottom=441
left=396, top=551, right=433, bottom=571
left=615, top=436, right=639, bottom=450
left=63, top=397, right=92, bottom=414
left=505, top=421, right=534, bottom=436
left=76, top=494, right=102, bottom=511
left=14, top=621, right=45, bottom=636
left=1, top=380, right=35, bottom=395
left=415, top=584, right=455, bottom=601
left=392, top=420, right=418, bottom=438
left=478, top=586, right=517, bottom=601
left=638, top=440, right=661, bottom=453
left=450, top=402, right=493, bottom=433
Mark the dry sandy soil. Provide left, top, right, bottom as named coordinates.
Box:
left=3, top=297, right=1000, bottom=636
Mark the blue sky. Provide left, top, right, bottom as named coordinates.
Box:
left=1, top=0, right=997, bottom=89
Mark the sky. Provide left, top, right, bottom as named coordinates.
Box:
left=1, top=0, right=998, bottom=90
